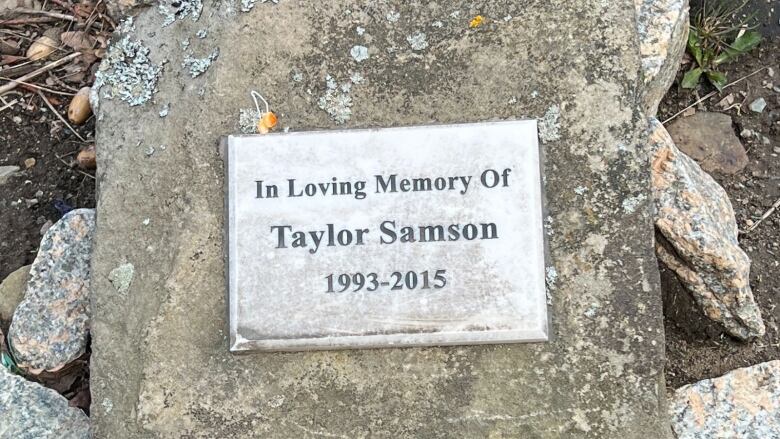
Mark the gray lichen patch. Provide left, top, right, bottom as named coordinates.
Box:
left=239, top=108, right=260, bottom=133
left=182, top=48, right=219, bottom=78
left=240, top=0, right=278, bottom=13
left=406, top=32, right=428, bottom=51
left=108, top=263, right=135, bottom=295
left=158, top=0, right=202, bottom=27
left=318, top=75, right=353, bottom=124
left=538, top=105, right=561, bottom=143
left=350, top=45, right=369, bottom=62
left=92, top=37, right=162, bottom=108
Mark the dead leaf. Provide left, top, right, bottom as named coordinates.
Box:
left=60, top=31, right=96, bottom=51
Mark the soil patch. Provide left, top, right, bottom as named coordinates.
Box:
left=659, top=37, right=780, bottom=389
left=0, top=100, right=96, bottom=281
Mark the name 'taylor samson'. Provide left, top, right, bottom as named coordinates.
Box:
left=271, top=222, right=498, bottom=254
left=255, top=168, right=512, bottom=200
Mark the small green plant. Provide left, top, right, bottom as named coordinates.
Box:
left=683, top=0, right=762, bottom=91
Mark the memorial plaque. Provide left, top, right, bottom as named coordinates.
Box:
left=226, top=121, right=547, bottom=352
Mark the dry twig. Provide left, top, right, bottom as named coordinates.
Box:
left=0, top=76, right=75, bottom=96
left=662, top=67, right=767, bottom=125
left=36, top=89, right=87, bottom=142
left=13, top=7, right=77, bottom=21
left=742, top=197, right=780, bottom=234
left=0, top=51, right=80, bottom=95
left=0, top=16, right=60, bottom=25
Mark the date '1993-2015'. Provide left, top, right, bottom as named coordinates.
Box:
left=325, top=270, right=447, bottom=293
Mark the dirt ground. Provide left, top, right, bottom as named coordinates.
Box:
left=658, top=36, right=780, bottom=389
left=0, top=104, right=96, bottom=281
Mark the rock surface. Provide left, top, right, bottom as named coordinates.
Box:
left=666, top=112, right=748, bottom=175
left=0, top=367, right=90, bottom=438
left=8, top=209, right=96, bottom=373
left=650, top=118, right=764, bottom=339
left=91, top=1, right=669, bottom=437
left=670, top=360, right=780, bottom=439
left=635, top=0, right=689, bottom=116
left=0, top=265, right=30, bottom=325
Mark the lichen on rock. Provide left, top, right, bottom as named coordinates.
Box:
left=649, top=118, right=764, bottom=339
left=92, top=36, right=162, bottom=108
left=182, top=48, right=219, bottom=78
left=158, top=0, right=202, bottom=26
left=318, top=75, right=353, bottom=124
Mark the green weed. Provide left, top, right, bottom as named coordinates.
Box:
left=683, top=0, right=762, bottom=91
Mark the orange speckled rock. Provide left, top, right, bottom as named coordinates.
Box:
left=670, top=361, right=780, bottom=438
left=8, top=209, right=96, bottom=373
left=649, top=118, right=764, bottom=340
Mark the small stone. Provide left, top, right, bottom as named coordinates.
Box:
left=750, top=97, right=767, bottom=113
left=716, top=93, right=734, bottom=110
left=0, top=165, right=20, bottom=184
left=24, top=198, right=38, bottom=208
left=739, top=128, right=754, bottom=139
left=0, top=367, right=90, bottom=438
left=23, top=158, right=35, bottom=168
left=666, top=112, right=748, bottom=174
left=349, top=45, right=369, bottom=62
left=8, top=209, right=96, bottom=372
left=39, top=220, right=53, bottom=236
left=769, top=67, right=776, bottom=77
left=670, top=360, right=780, bottom=439
left=0, top=265, right=31, bottom=324
left=650, top=119, right=764, bottom=340
left=763, top=136, right=771, bottom=146
left=774, top=147, right=780, bottom=154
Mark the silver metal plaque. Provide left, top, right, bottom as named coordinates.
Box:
left=227, top=121, right=548, bottom=352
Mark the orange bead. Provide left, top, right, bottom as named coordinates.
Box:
left=257, top=111, right=278, bottom=134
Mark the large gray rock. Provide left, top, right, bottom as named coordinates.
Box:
left=91, top=1, right=670, bottom=437
left=0, top=367, right=90, bottom=438
left=649, top=118, right=764, bottom=339
left=8, top=209, right=96, bottom=373
left=670, top=360, right=780, bottom=438
left=635, top=0, right=689, bottom=116
left=0, top=264, right=30, bottom=325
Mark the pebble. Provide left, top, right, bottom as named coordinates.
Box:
left=0, top=165, right=20, bottom=184
left=739, top=129, right=754, bottom=139
left=8, top=209, right=96, bottom=373
left=774, top=147, right=780, bottom=154
left=749, top=97, right=767, bottom=113
left=39, top=220, right=53, bottom=235
left=0, top=367, right=90, bottom=438
left=0, top=265, right=31, bottom=323
left=24, top=158, right=36, bottom=168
